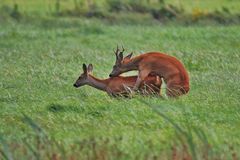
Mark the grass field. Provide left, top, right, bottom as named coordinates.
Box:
left=0, top=1, right=240, bottom=160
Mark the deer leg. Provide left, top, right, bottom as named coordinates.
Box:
left=133, top=77, right=142, bottom=91
left=133, top=70, right=150, bottom=91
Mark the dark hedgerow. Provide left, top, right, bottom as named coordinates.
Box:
left=1, top=1, right=239, bottom=25
left=151, top=4, right=183, bottom=20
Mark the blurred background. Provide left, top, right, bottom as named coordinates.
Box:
left=1, top=0, right=240, bottom=25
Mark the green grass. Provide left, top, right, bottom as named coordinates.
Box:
left=0, top=17, right=240, bottom=159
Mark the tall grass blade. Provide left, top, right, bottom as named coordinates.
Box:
left=52, top=138, right=66, bottom=159
left=193, top=126, right=211, bottom=159
left=21, top=113, right=46, bottom=137
left=193, top=127, right=209, bottom=146
left=21, top=113, right=67, bottom=159
left=186, top=125, right=197, bottom=160
left=23, top=138, right=40, bottom=160
left=139, top=100, right=186, bottom=135
left=0, top=134, right=13, bottom=160
left=139, top=100, right=203, bottom=159
left=21, top=114, right=46, bottom=159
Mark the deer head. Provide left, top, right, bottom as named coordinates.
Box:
left=109, top=46, right=133, bottom=77
left=73, top=64, right=93, bottom=88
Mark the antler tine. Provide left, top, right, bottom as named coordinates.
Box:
left=120, top=45, right=125, bottom=54
left=114, top=45, right=120, bottom=57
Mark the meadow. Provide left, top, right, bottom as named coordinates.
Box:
left=0, top=1, right=240, bottom=160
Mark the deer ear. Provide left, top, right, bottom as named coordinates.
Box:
left=124, top=52, right=133, bottom=60
left=83, top=63, right=87, bottom=73
left=88, top=64, right=93, bottom=73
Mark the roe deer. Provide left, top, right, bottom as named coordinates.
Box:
left=73, top=64, right=162, bottom=97
left=109, top=46, right=190, bottom=97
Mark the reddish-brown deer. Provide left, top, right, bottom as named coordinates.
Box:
left=109, top=47, right=189, bottom=97
left=73, top=64, right=162, bottom=97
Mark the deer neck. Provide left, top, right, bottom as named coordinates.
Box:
left=123, top=56, right=142, bottom=71
left=87, top=75, right=109, bottom=91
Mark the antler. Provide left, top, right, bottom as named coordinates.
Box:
left=120, top=45, right=125, bottom=54
left=114, top=45, right=125, bottom=61
left=114, top=45, right=120, bottom=58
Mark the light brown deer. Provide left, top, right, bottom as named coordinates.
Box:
left=109, top=47, right=190, bottom=97
left=73, top=64, right=162, bottom=97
